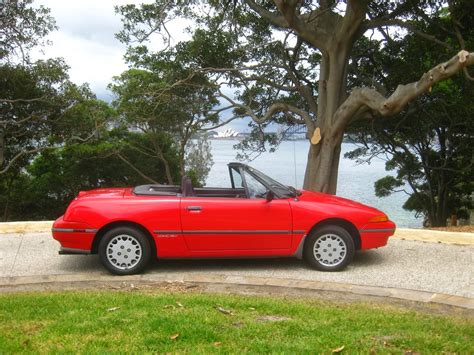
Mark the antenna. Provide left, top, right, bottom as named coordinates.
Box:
left=280, top=125, right=306, bottom=187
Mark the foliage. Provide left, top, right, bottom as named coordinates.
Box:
left=0, top=0, right=110, bottom=175
left=185, top=134, right=214, bottom=187
left=0, top=59, right=112, bottom=172
left=0, top=0, right=196, bottom=221
left=115, top=0, right=474, bottom=194
left=0, top=0, right=56, bottom=62
left=346, top=2, right=474, bottom=226
left=109, top=48, right=220, bottom=184
left=0, top=127, right=180, bottom=221
left=0, top=291, right=472, bottom=353
left=0, top=0, right=186, bottom=221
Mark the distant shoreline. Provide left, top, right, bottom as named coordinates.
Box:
left=207, top=136, right=355, bottom=143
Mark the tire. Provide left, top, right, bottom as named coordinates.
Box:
left=303, top=225, right=355, bottom=271
left=99, top=226, right=152, bottom=275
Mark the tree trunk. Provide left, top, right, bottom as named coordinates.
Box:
left=302, top=44, right=348, bottom=195
left=161, top=156, right=174, bottom=185
left=2, top=194, right=9, bottom=222
left=430, top=184, right=449, bottom=227
left=178, top=134, right=189, bottom=178
left=2, top=177, right=11, bottom=222
left=0, top=130, right=4, bottom=168
left=303, top=132, right=343, bottom=194
left=150, top=133, right=174, bottom=185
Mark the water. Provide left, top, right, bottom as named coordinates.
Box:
left=206, top=139, right=422, bottom=228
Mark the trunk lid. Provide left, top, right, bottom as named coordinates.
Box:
left=77, top=188, right=127, bottom=199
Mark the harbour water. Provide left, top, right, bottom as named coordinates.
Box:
left=206, top=139, right=422, bottom=228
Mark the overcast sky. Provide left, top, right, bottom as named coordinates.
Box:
left=33, top=0, right=149, bottom=102
left=31, top=1, right=260, bottom=132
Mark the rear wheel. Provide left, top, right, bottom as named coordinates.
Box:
left=99, top=226, right=151, bottom=275
left=303, top=225, right=355, bottom=271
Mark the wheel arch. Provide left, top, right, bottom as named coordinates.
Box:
left=295, top=218, right=361, bottom=259
left=91, top=220, right=157, bottom=256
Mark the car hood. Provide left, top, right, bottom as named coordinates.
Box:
left=298, top=190, right=383, bottom=213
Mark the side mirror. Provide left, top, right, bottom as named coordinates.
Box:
left=266, top=190, right=274, bottom=202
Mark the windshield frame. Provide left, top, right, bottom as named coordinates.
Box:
left=229, top=163, right=295, bottom=199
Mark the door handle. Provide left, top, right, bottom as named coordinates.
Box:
left=186, top=206, right=202, bottom=211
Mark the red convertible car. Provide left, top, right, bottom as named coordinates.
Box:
left=52, top=162, right=395, bottom=275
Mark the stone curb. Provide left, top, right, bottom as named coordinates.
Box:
left=0, top=221, right=54, bottom=234
left=0, top=273, right=472, bottom=310
left=395, top=228, right=474, bottom=245
left=0, top=221, right=472, bottom=245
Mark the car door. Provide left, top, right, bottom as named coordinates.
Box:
left=180, top=169, right=293, bottom=255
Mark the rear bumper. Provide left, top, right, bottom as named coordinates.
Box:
left=52, top=216, right=97, bottom=253
left=359, top=221, right=396, bottom=250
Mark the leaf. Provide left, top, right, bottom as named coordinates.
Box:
left=332, top=345, right=345, bottom=353
left=213, top=342, right=222, bottom=347
left=170, top=333, right=180, bottom=340
left=249, top=307, right=256, bottom=311
left=176, top=301, right=184, bottom=308
left=216, top=306, right=234, bottom=315
left=107, top=307, right=120, bottom=312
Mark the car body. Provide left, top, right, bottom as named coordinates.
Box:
left=52, top=162, right=396, bottom=274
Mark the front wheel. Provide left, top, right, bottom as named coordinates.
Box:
left=303, top=225, right=355, bottom=271
left=99, top=226, right=152, bottom=275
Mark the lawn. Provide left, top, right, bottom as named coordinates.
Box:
left=0, top=290, right=472, bottom=353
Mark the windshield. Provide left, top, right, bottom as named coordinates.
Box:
left=247, top=167, right=295, bottom=198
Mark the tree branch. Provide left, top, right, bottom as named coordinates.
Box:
left=0, top=129, right=98, bottom=175
left=199, top=115, right=241, bottom=131
left=244, top=0, right=289, bottom=28
left=115, top=152, right=159, bottom=184
left=362, top=18, right=453, bottom=49
left=218, top=90, right=313, bottom=128
left=332, top=50, right=474, bottom=134
left=0, top=96, right=47, bottom=103
left=337, top=0, right=367, bottom=42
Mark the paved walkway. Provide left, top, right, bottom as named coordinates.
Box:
left=1, top=221, right=473, bottom=245
left=0, top=232, right=472, bottom=305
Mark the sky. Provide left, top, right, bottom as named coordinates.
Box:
left=32, top=0, right=251, bottom=132
left=33, top=0, right=151, bottom=102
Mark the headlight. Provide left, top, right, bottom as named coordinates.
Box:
left=368, top=215, right=388, bottom=223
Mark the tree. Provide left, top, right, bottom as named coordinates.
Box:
left=0, top=0, right=106, bottom=174
left=185, top=134, right=214, bottom=186
left=109, top=43, right=225, bottom=184
left=116, top=1, right=474, bottom=194
left=0, top=59, right=108, bottom=174
left=346, top=2, right=474, bottom=227
left=0, top=126, right=181, bottom=221
left=0, top=0, right=55, bottom=62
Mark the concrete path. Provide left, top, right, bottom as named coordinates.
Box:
left=1, top=232, right=472, bottom=302
left=1, top=221, right=473, bottom=245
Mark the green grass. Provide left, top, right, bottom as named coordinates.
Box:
left=0, top=290, right=472, bottom=353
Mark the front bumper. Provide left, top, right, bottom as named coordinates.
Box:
left=52, top=216, right=97, bottom=253
left=359, top=220, right=396, bottom=249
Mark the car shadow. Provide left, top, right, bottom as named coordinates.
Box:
left=56, top=249, right=387, bottom=274
left=352, top=249, right=386, bottom=267
left=146, top=249, right=386, bottom=273
left=57, top=255, right=105, bottom=274
left=149, top=257, right=305, bottom=273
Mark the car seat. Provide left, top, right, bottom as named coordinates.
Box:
left=181, top=176, right=196, bottom=197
